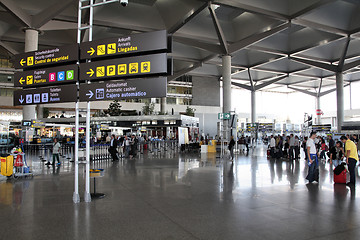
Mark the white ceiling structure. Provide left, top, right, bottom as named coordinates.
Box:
left=1, top=0, right=360, bottom=95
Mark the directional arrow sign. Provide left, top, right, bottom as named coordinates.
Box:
left=14, top=85, right=77, bottom=106
left=80, top=30, right=168, bottom=60
left=86, top=90, right=94, bottom=98
left=79, top=77, right=167, bottom=102
left=79, top=53, right=169, bottom=81
left=14, top=44, right=79, bottom=69
left=14, top=64, right=78, bottom=88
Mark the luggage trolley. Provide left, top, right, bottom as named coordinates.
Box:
left=0, top=148, right=33, bottom=179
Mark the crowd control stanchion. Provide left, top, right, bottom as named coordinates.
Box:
left=73, top=101, right=80, bottom=203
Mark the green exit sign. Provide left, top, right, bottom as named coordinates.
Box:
left=218, top=113, right=231, bottom=120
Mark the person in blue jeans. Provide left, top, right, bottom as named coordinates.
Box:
left=306, top=132, right=319, bottom=183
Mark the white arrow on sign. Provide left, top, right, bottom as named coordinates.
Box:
left=86, top=90, right=94, bottom=98
left=19, top=95, right=24, bottom=104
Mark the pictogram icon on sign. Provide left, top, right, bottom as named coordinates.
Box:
left=19, top=95, right=24, bottom=104
left=34, top=94, right=41, bottom=103
left=20, top=59, right=26, bottom=66
left=49, top=73, right=56, bottom=82
left=96, top=66, right=105, bottom=77
left=107, top=43, right=116, bottom=54
left=57, top=71, right=65, bottom=81
left=129, top=63, right=138, bottom=74
left=42, top=93, right=49, bottom=103
left=19, top=77, right=25, bottom=85
left=86, top=69, right=94, bottom=77
left=118, top=64, right=127, bottom=75
left=26, top=94, right=32, bottom=104
left=107, top=65, right=116, bottom=76
left=141, top=61, right=150, bottom=73
left=27, top=56, right=34, bottom=66
left=97, top=45, right=106, bottom=55
left=26, top=75, right=33, bottom=85
left=66, top=70, right=74, bottom=80
left=96, top=89, right=104, bottom=99
left=87, top=47, right=95, bottom=56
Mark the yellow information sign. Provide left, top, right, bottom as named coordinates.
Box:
left=129, top=63, right=138, bottom=74
left=27, top=56, right=34, bottom=66
left=26, top=75, right=33, bottom=85
left=118, top=64, right=127, bottom=75
left=141, top=61, right=150, bottom=73
left=97, top=45, right=106, bottom=55
left=107, top=65, right=116, bottom=76
left=96, top=66, right=105, bottom=77
left=107, top=43, right=116, bottom=54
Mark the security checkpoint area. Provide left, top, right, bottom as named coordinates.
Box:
left=2, top=0, right=360, bottom=239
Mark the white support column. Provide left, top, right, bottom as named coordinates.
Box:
left=84, top=101, right=91, bottom=202
left=222, top=55, right=231, bottom=140
left=251, top=90, right=256, bottom=124
left=160, top=97, right=166, bottom=114
left=336, top=72, right=344, bottom=132
left=316, top=96, right=321, bottom=125
left=23, top=29, right=38, bottom=120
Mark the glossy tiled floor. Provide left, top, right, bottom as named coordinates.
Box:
left=0, top=145, right=359, bottom=240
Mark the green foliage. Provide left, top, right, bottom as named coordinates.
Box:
left=142, top=102, right=155, bottom=115
left=107, top=100, right=122, bottom=116
left=185, top=106, right=195, bottom=117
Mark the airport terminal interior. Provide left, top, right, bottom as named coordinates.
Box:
left=1, top=0, right=360, bottom=239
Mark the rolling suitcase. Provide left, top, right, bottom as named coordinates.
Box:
left=334, top=169, right=348, bottom=184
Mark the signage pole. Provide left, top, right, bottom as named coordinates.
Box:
left=73, top=101, right=80, bottom=203
left=84, top=0, right=94, bottom=203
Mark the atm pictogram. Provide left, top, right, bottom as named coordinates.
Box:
left=129, top=63, right=138, bottom=74
left=118, top=64, right=127, bottom=75
left=96, top=66, right=105, bottom=77
left=107, top=65, right=116, bottom=76
left=141, top=61, right=150, bottom=73
left=107, top=43, right=116, bottom=54
left=26, top=75, right=33, bottom=85
left=97, top=45, right=106, bottom=55
left=27, top=56, right=34, bottom=66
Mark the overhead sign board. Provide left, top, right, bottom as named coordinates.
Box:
left=80, top=30, right=168, bottom=60
left=14, top=64, right=78, bottom=88
left=79, top=53, right=168, bottom=81
left=31, top=120, right=45, bottom=128
left=13, top=44, right=79, bottom=69
left=79, top=77, right=167, bottom=102
left=13, top=85, right=77, bottom=106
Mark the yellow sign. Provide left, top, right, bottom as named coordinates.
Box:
left=129, top=63, right=138, bottom=74
left=27, top=56, right=34, bottom=66
left=96, top=66, right=105, bottom=77
left=20, top=59, right=26, bottom=66
left=26, top=75, right=33, bottom=85
left=141, top=61, right=150, bottom=73
left=107, top=43, right=116, bottom=54
left=118, top=64, right=127, bottom=75
left=107, top=65, right=116, bottom=76
left=97, top=45, right=106, bottom=55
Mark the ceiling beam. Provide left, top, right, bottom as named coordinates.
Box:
left=229, top=22, right=290, bottom=54
left=173, top=36, right=223, bottom=54
left=290, top=0, right=337, bottom=19
left=0, top=40, right=18, bottom=55
left=32, top=0, right=75, bottom=28
left=208, top=3, right=228, bottom=54
left=338, top=36, right=351, bottom=70
left=290, top=56, right=338, bottom=72
left=0, top=0, right=32, bottom=27
left=248, top=68, right=254, bottom=90
left=168, top=2, right=208, bottom=34
left=254, top=74, right=288, bottom=91
left=212, top=0, right=289, bottom=21
left=292, top=19, right=348, bottom=36
left=342, top=59, right=360, bottom=72
left=231, top=81, right=252, bottom=91
left=287, top=86, right=317, bottom=97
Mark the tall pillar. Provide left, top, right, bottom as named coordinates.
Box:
left=251, top=90, right=256, bottom=124
left=22, top=29, right=38, bottom=120
left=336, top=72, right=344, bottom=132
left=222, top=55, right=231, bottom=139
left=316, top=96, right=321, bottom=125
left=222, top=55, right=231, bottom=113
left=160, top=97, right=166, bottom=114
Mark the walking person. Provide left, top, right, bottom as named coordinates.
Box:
left=306, top=132, right=319, bottom=183
left=46, top=138, right=61, bottom=166
left=108, top=134, right=119, bottom=161
left=289, top=134, right=295, bottom=161
left=340, top=135, right=358, bottom=186
left=294, top=135, right=300, bottom=159
left=228, top=136, right=235, bottom=161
